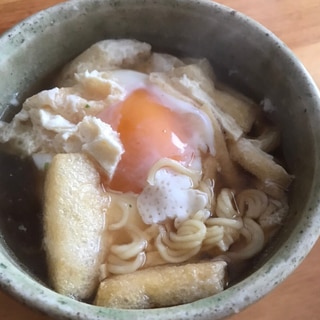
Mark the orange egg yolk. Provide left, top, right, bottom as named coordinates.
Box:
left=98, top=88, right=193, bottom=193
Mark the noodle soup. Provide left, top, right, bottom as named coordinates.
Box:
left=0, top=39, right=293, bottom=308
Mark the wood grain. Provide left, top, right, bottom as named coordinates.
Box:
left=0, top=0, right=320, bottom=319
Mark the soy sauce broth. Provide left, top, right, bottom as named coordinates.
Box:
left=0, top=151, right=48, bottom=283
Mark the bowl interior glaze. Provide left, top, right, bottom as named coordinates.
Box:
left=0, top=1, right=320, bottom=319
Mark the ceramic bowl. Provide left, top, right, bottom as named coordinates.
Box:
left=0, top=0, right=320, bottom=319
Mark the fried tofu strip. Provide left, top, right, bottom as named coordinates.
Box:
left=94, top=260, right=227, bottom=309
left=57, top=39, right=152, bottom=86
left=213, top=88, right=258, bottom=133
left=229, top=138, right=293, bottom=198
left=43, top=153, right=109, bottom=300
left=251, top=127, right=281, bottom=153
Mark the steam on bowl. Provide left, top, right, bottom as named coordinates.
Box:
left=0, top=0, right=320, bottom=319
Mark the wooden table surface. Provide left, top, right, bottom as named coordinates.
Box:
left=0, top=0, right=320, bottom=319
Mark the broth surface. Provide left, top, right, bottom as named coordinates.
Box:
left=0, top=151, right=47, bottom=283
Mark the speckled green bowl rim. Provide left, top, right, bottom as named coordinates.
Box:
left=0, top=0, right=320, bottom=319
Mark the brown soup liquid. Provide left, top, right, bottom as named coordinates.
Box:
left=0, top=151, right=48, bottom=283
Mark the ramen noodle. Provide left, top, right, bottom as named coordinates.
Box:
left=0, top=39, right=293, bottom=308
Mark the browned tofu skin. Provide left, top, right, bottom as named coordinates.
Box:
left=94, top=260, right=227, bottom=309
left=44, top=153, right=108, bottom=300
